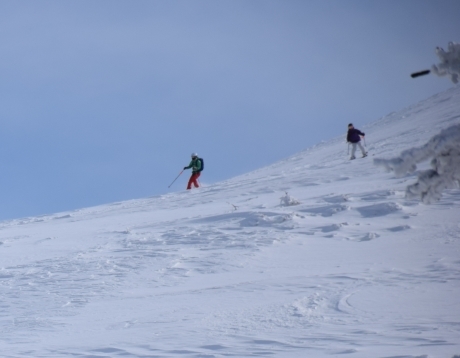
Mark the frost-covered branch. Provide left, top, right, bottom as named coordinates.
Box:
left=431, top=42, right=460, bottom=84
left=280, top=192, right=300, bottom=206
left=374, top=124, right=460, bottom=204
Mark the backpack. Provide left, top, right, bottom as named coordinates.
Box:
left=198, top=158, right=204, bottom=172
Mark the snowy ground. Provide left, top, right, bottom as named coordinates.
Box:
left=1, top=87, right=460, bottom=357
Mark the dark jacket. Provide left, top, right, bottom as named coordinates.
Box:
left=347, top=128, right=365, bottom=143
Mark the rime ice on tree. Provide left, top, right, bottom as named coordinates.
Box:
left=431, top=42, right=460, bottom=84
left=280, top=192, right=300, bottom=206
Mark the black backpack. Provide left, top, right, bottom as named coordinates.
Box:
left=198, top=158, right=204, bottom=172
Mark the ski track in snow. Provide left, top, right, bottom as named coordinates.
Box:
left=1, top=87, right=460, bottom=357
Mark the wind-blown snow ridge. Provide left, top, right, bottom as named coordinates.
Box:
left=374, top=123, right=460, bottom=203
left=1, top=87, right=460, bottom=358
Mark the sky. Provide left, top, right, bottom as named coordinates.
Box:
left=0, top=0, right=459, bottom=220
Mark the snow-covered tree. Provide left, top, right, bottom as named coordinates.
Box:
left=280, top=192, right=300, bottom=206
left=374, top=124, right=460, bottom=204
left=431, top=41, right=460, bottom=84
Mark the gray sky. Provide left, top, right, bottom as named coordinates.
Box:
left=0, top=0, right=459, bottom=220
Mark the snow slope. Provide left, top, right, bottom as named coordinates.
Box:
left=1, top=87, right=460, bottom=358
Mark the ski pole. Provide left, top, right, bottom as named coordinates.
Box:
left=168, top=170, right=184, bottom=188
left=347, top=143, right=350, bottom=155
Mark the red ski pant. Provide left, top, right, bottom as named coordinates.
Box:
left=187, top=172, right=201, bottom=190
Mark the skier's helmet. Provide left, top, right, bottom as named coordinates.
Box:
left=191, top=152, right=198, bottom=158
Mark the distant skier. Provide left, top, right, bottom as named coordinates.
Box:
left=183, top=153, right=203, bottom=190
left=347, top=123, right=367, bottom=160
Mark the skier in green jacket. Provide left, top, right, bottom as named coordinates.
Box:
left=184, top=153, right=203, bottom=190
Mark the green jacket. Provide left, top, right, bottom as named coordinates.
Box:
left=185, top=158, right=202, bottom=173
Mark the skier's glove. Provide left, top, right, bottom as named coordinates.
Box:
left=183, top=167, right=187, bottom=170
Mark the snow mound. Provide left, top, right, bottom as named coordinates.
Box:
left=374, top=124, right=460, bottom=203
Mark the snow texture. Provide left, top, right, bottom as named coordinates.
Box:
left=432, top=41, right=460, bottom=84
left=374, top=124, right=460, bottom=203
left=1, top=87, right=460, bottom=358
